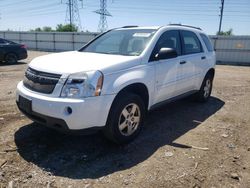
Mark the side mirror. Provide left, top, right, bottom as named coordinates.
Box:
left=155, top=48, right=178, bottom=60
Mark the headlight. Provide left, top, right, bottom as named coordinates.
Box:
left=60, top=70, right=104, bottom=98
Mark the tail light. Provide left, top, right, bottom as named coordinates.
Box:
left=21, top=44, right=27, bottom=49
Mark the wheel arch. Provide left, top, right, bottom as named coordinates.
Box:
left=206, top=68, right=215, bottom=80
left=4, top=52, right=18, bottom=60
left=197, top=67, right=215, bottom=91
left=111, top=82, right=150, bottom=111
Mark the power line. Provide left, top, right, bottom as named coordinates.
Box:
left=1, top=0, right=250, bottom=32
left=0, top=0, right=33, bottom=7
left=2, top=1, right=250, bottom=19
left=7, top=8, right=250, bottom=19
left=5, top=2, right=60, bottom=13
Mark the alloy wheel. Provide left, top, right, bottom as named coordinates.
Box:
left=204, top=79, right=211, bottom=98
left=118, top=103, right=141, bottom=136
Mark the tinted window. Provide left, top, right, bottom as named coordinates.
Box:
left=181, top=30, right=202, bottom=54
left=200, top=33, right=213, bottom=52
left=150, top=30, right=181, bottom=61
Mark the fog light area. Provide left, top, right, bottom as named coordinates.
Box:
left=65, top=106, right=73, bottom=115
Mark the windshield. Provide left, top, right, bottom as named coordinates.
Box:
left=80, top=29, right=156, bottom=56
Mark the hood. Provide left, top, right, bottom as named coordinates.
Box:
left=29, top=51, right=141, bottom=75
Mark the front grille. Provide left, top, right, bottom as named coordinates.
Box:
left=23, top=67, right=62, bottom=94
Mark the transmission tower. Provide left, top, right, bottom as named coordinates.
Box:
left=63, top=0, right=83, bottom=31
left=94, top=0, right=112, bottom=32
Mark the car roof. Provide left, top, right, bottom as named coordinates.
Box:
left=116, top=24, right=203, bottom=33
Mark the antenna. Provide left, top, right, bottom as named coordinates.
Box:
left=94, top=0, right=112, bottom=32
left=62, top=0, right=83, bottom=31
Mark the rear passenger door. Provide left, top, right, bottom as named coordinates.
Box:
left=177, top=30, right=205, bottom=93
left=198, top=33, right=215, bottom=79
left=150, top=30, right=182, bottom=104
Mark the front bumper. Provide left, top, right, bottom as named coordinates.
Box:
left=16, top=81, right=115, bottom=131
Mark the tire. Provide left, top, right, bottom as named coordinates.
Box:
left=195, top=74, right=213, bottom=102
left=5, top=53, right=17, bottom=64
left=103, top=93, right=146, bottom=144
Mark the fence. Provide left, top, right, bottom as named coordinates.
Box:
left=210, top=35, right=250, bottom=65
left=0, top=31, right=98, bottom=51
left=0, top=31, right=250, bottom=65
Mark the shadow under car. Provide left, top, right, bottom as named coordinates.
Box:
left=14, top=96, right=224, bottom=179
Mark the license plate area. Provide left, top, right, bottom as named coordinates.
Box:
left=19, top=95, right=32, bottom=113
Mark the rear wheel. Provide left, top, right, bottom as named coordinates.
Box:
left=103, top=93, right=146, bottom=144
left=5, top=53, right=17, bottom=64
left=195, top=74, right=213, bottom=102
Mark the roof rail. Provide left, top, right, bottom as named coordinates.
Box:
left=168, top=24, right=202, bottom=30
left=121, top=25, right=139, bottom=28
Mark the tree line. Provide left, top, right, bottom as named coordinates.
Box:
left=30, top=24, right=79, bottom=32
left=216, top=28, right=233, bottom=36
left=30, top=24, right=234, bottom=35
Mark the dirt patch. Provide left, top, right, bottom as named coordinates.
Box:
left=0, top=51, right=250, bottom=187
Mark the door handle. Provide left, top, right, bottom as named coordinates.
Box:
left=180, top=61, right=186, bottom=64
left=201, top=56, right=206, bottom=60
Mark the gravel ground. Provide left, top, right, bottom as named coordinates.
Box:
left=0, top=51, right=250, bottom=187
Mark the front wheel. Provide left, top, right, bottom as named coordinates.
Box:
left=103, top=93, right=146, bottom=144
left=195, top=74, right=213, bottom=102
left=5, top=53, right=17, bottom=64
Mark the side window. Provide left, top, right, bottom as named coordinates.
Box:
left=181, top=30, right=203, bottom=54
left=200, top=33, right=213, bottom=52
left=150, top=30, right=181, bottom=61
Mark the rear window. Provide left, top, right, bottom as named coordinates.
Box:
left=200, top=33, right=213, bottom=52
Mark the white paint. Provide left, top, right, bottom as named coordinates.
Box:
left=16, top=26, right=216, bottom=130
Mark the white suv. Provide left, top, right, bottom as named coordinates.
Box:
left=16, top=25, right=215, bottom=144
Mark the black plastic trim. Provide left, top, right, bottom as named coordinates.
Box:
left=149, top=90, right=198, bottom=111
left=23, top=67, right=61, bottom=94
left=121, top=25, right=139, bottom=28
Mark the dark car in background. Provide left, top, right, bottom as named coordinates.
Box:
left=0, top=38, right=28, bottom=64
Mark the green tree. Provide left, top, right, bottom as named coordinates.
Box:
left=42, top=26, right=53, bottom=32
left=217, top=28, right=233, bottom=36
left=56, top=24, right=78, bottom=32
left=34, top=27, right=42, bottom=32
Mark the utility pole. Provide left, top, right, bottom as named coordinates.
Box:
left=94, top=0, right=112, bottom=32
left=218, top=0, right=225, bottom=34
